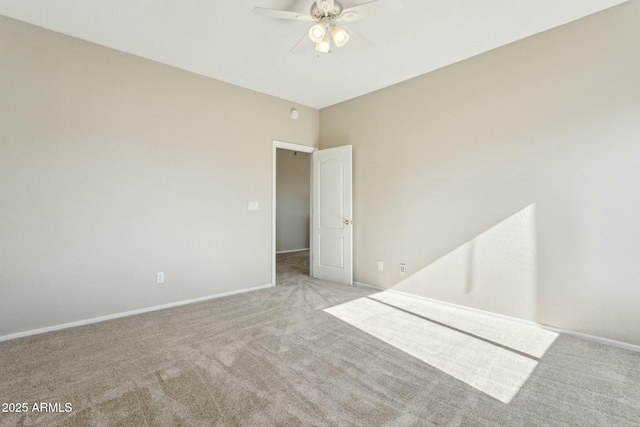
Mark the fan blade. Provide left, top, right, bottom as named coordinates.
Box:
left=338, top=0, right=402, bottom=23
left=253, top=7, right=315, bottom=21
left=342, top=24, right=373, bottom=47
left=289, top=32, right=311, bottom=54
left=337, top=0, right=378, bottom=23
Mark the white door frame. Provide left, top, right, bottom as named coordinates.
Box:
left=272, top=140, right=316, bottom=286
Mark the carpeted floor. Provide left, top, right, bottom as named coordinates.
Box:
left=0, top=250, right=639, bottom=426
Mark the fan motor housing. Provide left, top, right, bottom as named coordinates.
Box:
left=310, top=1, right=344, bottom=19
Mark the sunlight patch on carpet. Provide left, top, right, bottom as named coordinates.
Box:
left=325, top=292, right=558, bottom=403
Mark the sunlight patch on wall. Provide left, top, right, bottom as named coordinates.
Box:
left=325, top=291, right=558, bottom=403
left=393, top=204, right=538, bottom=321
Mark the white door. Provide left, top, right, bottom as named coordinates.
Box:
left=311, top=145, right=353, bottom=285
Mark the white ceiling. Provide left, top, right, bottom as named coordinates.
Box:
left=0, top=0, right=626, bottom=109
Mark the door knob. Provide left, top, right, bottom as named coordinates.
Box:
left=345, top=219, right=352, bottom=225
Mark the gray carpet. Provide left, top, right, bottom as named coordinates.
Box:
left=0, top=250, right=639, bottom=426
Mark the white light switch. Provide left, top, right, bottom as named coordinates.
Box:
left=248, top=201, right=259, bottom=211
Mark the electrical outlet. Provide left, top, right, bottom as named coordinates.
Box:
left=156, top=272, right=165, bottom=283
left=377, top=260, right=384, bottom=271
left=400, top=264, right=406, bottom=275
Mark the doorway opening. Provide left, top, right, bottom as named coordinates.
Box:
left=272, top=141, right=316, bottom=286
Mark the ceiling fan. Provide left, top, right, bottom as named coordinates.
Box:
left=253, top=0, right=378, bottom=53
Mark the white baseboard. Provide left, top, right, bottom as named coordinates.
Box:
left=354, top=281, right=385, bottom=290
left=354, top=282, right=640, bottom=353
left=0, top=284, right=274, bottom=343
left=276, top=248, right=310, bottom=254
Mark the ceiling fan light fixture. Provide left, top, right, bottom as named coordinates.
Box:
left=330, top=25, right=350, bottom=47
left=308, top=22, right=326, bottom=43
left=315, top=33, right=331, bottom=53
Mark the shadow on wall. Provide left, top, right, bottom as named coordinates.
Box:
left=392, top=204, right=538, bottom=322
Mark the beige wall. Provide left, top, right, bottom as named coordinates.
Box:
left=276, top=149, right=310, bottom=253
left=0, top=16, right=319, bottom=337
left=320, top=1, right=640, bottom=346
left=3, top=2, right=640, bottom=347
